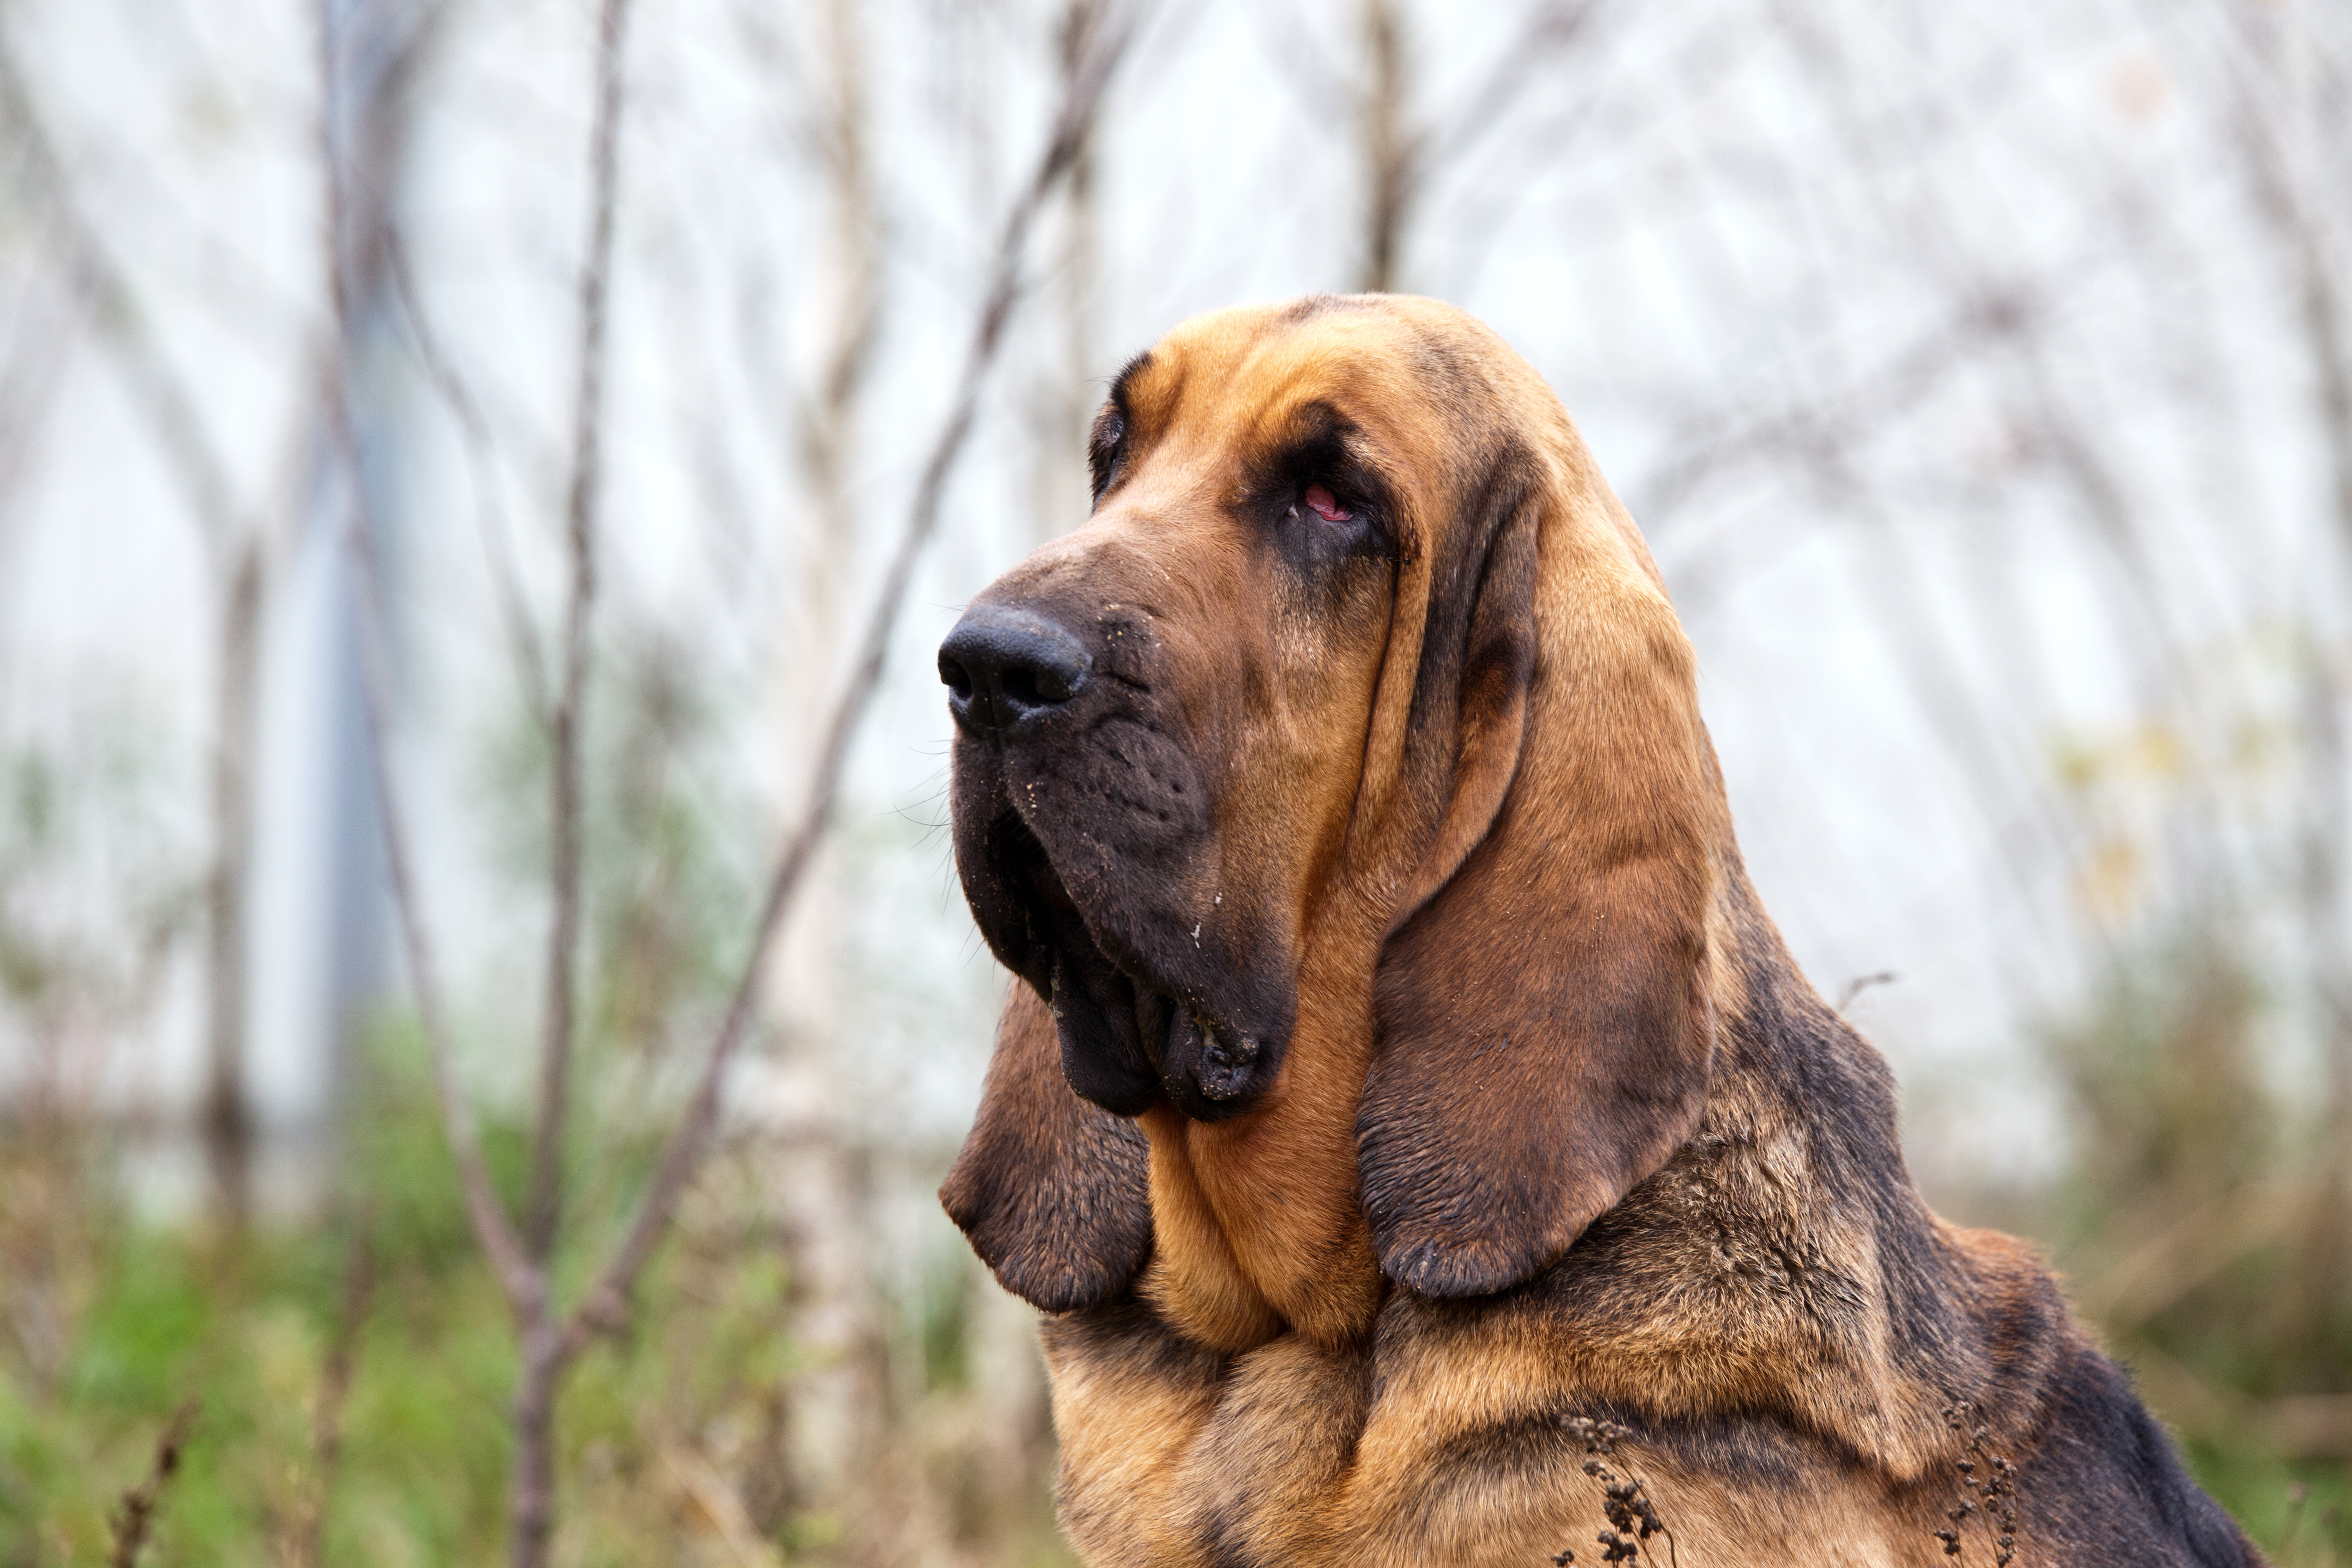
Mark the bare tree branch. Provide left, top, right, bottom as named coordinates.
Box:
left=527, top=0, right=632, bottom=1278
left=1357, top=0, right=1407, bottom=293
left=1352, top=0, right=1607, bottom=293
left=328, top=5, right=1143, bottom=1560
left=334, top=475, right=540, bottom=1308
left=1416, top=0, right=1607, bottom=186
left=507, top=5, right=636, bottom=1560
left=200, top=536, right=265, bottom=1227
left=0, top=34, right=241, bottom=557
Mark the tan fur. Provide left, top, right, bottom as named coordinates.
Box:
left=1062, top=298, right=1725, bottom=1356
left=1081, top=304, right=1476, bottom=1351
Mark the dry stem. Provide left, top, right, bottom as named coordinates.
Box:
left=108, top=1401, right=200, bottom=1568
left=288, top=1219, right=376, bottom=1568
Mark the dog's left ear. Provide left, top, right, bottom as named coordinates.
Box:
left=1359, top=448, right=1719, bottom=1299
left=940, top=983, right=1154, bottom=1311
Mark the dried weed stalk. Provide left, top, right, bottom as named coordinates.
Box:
left=1934, top=1399, right=2019, bottom=1564
left=287, top=1220, right=376, bottom=1568
left=108, top=1400, right=200, bottom=1568
left=1552, top=1415, right=1679, bottom=1567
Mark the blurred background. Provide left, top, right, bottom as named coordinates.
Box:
left=0, top=0, right=2346, bottom=1562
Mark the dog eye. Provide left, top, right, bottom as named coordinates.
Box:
left=1088, top=410, right=1127, bottom=499
left=1092, top=420, right=1123, bottom=468
left=1300, top=482, right=1351, bottom=523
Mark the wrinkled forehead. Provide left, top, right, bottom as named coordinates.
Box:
left=1119, top=297, right=1528, bottom=489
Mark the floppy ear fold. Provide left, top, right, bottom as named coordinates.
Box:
left=1359, top=465, right=1718, bottom=1300
left=940, top=982, right=1154, bottom=1311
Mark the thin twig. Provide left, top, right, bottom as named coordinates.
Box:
left=108, top=1401, right=200, bottom=1568
left=561, top=0, right=1149, bottom=1357
left=335, top=416, right=542, bottom=1309
left=1835, top=971, right=1899, bottom=1012
left=1555, top=1417, right=1677, bottom=1568
left=528, top=0, right=632, bottom=1275
left=1418, top=0, right=1605, bottom=177
left=508, top=7, right=634, bottom=1560
left=385, top=228, right=552, bottom=728
left=339, top=500, right=541, bottom=1312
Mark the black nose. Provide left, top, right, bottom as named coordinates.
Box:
left=938, top=603, right=1092, bottom=737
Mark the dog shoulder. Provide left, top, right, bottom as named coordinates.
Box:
left=2014, top=1337, right=2266, bottom=1567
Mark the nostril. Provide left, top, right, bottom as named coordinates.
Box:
left=1001, top=667, right=1042, bottom=709
left=939, top=653, right=974, bottom=702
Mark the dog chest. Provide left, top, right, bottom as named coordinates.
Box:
left=1035, top=1299, right=1944, bottom=1568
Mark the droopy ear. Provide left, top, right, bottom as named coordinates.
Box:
left=940, top=981, right=1153, bottom=1311
left=1358, top=457, right=1718, bottom=1300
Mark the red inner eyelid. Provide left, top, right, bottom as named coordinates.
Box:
left=1302, top=482, right=1351, bottom=521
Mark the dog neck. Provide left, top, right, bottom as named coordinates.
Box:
left=1522, top=861, right=2052, bottom=1479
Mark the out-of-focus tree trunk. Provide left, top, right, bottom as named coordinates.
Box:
left=0, top=36, right=289, bottom=1232
left=319, top=0, right=442, bottom=1125
left=769, top=0, right=890, bottom=1550
left=1358, top=0, right=1409, bottom=294
left=1040, top=0, right=1102, bottom=547
left=1348, top=0, right=1608, bottom=297
left=0, top=30, right=275, bottom=1230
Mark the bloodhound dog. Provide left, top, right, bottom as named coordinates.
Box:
left=933, top=295, right=2258, bottom=1567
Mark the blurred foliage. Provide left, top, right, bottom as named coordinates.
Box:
left=0, top=1036, right=1070, bottom=1566
left=2027, top=923, right=2352, bottom=1566
left=0, top=729, right=194, bottom=1110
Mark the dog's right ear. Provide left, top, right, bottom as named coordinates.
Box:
left=940, top=983, right=1154, bottom=1312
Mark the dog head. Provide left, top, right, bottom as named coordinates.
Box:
left=940, top=296, right=1725, bottom=1312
